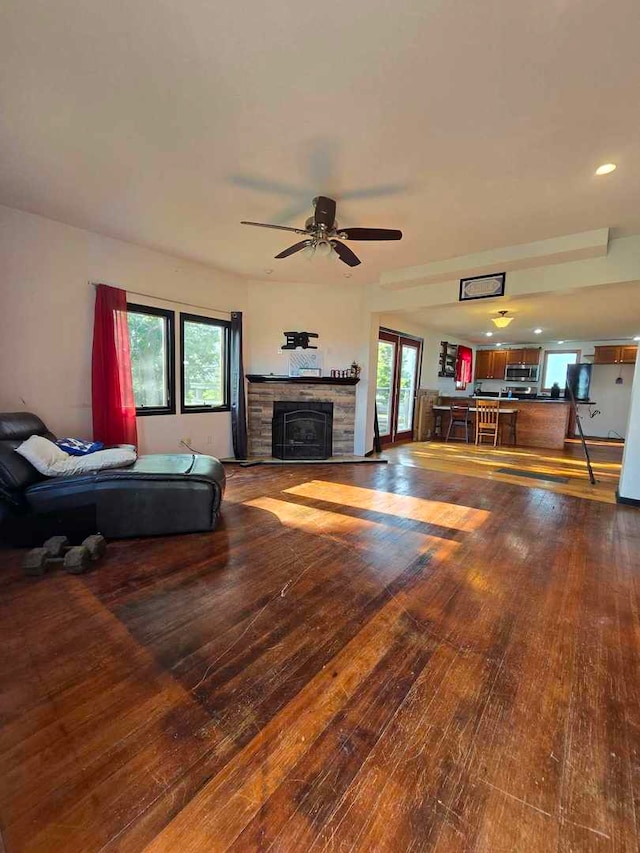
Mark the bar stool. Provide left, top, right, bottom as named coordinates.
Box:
left=475, top=400, right=501, bottom=446
left=446, top=404, right=472, bottom=443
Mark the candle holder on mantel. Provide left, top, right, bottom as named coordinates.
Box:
left=331, top=362, right=361, bottom=379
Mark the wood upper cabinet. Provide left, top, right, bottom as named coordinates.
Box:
left=505, top=348, right=541, bottom=365
left=492, top=349, right=508, bottom=378
left=475, top=349, right=507, bottom=379
left=474, top=350, right=492, bottom=379
left=594, top=345, right=638, bottom=364
left=620, top=345, right=638, bottom=364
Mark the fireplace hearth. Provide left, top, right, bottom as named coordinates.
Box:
left=272, top=401, right=333, bottom=460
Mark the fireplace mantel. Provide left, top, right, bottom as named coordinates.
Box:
left=246, top=374, right=359, bottom=386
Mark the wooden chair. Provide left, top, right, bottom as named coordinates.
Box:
left=475, top=400, right=501, bottom=446
left=445, top=404, right=472, bottom=443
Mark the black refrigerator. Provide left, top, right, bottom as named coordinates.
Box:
left=565, top=363, right=592, bottom=401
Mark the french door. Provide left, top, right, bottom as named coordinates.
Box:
left=376, top=330, right=422, bottom=445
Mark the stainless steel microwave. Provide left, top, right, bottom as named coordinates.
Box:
left=505, top=364, right=539, bottom=381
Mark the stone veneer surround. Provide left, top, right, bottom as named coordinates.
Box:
left=247, top=381, right=357, bottom=457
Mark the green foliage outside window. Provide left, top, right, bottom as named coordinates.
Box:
left=128, top=311, right=168, bottom=408
left=183, top=320, right=224, bottom=407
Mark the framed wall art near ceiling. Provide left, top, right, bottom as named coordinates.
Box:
left=459, top=272, right=506, bottom=301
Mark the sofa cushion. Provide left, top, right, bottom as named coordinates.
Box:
left=16, top=435, right=137, bottom=477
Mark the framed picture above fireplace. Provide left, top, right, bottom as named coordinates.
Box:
left=288, top=350, right=323, bottom=377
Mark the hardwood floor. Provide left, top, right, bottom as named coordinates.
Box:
left=385, top=438, right=624, bottom=503
left=1, top=461, right=640, bottom=851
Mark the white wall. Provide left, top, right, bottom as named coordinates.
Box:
left=0, top=205, right=247, bottom=458
left=619, top=348, right=640, bottom=502
left=245, top=279, right=372, bottom=454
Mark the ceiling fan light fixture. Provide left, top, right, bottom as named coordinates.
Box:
left=491, top=310, right=514, bottom=329
left=315, top=240, right=333, bottom=258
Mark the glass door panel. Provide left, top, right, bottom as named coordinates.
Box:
left=397, top=343, right=418, bottom=434
left=376, top=339, right=396, bottom=441
left=376, top=330, right=422, bottom=445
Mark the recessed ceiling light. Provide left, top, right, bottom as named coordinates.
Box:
left=264, top=268, right=273, bottom=274
left=485, top=331, right=493, bottom=337
left=533, top=328, right=543, bottom=335
left=344, top=273, right=352, bottom=278
left=595, top=163, right=616, bottom=176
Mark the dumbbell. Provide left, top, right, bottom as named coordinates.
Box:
left=23, top=534, right=107, bottom=577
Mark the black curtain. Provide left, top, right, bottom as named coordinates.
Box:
left=230, top=311, right=248, bottom=459
left=373, top=402, right=382, bottom=454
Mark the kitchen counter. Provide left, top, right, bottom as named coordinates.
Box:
left=439, top=396, right=572, bottom=449
left=472, top=395, right=587, bottom=404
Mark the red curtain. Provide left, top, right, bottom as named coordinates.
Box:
left=91, top=284, right=138, bottom=446
left=455, top=345, right=473, bottom=389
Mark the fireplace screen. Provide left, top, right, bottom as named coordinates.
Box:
left=272, top=401, right=333, bottom=460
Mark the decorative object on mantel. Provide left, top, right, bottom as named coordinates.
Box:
left=288, top=349, right=323, bottom=377
left=459, top=272, right=506, bottom=301
left=438, top=341, right=458, bottom=378
left=299, top=367, right=322, bottom=378
left=282, top=331, right=318, bottom=350
left=246, top=374, right=359, bottom=385
left=330, top=361, right=361, bottom=379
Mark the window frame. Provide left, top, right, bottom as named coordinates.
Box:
left=127, top=302, right=176, bottom=416
left=541, top=348, right=581, bottom=392
left=180, top=312, right=231, bottom=414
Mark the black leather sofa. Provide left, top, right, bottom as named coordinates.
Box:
left=0, top=412, right=226, bottom=545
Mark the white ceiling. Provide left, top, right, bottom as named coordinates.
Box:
left=391, top=280, right=640, bottom=344
left=1, top=0, right=640, bottom=285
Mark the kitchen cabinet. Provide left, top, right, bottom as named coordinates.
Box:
left=505, top=348, right=541, bottom=365
left=593, top=345, right=638, bottom=364
left=620, top=345, right=638, bottom=364
left=475, top=349, right=507, bottom=380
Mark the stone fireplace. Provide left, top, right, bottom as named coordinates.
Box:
left=246, top=375, right=358, bottom=458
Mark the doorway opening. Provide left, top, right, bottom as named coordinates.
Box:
left=376, top=329, right=422, bottom=445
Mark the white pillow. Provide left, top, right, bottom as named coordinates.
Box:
left=15, top=434, right=136, bottom=477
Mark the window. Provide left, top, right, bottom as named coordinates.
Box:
left=180, top=313, right=230, bottom=412
left=542, top=350, right=580, bottom=390
left=127, top=304, right=175, bottom=415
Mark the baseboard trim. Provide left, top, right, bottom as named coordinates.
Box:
left=616, top=489, right=640, bottom=507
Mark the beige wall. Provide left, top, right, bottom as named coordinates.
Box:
left=245, top=279, right=372, bottom=454
left=0, top=205, right=247, bottom=458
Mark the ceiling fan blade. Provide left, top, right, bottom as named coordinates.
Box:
left=338, top=227, right=403, bottom=241
left=313, top=196, right=336, bottom=230
left=274, top=240, right=313, bottom=259
left=331, top=240, right=361, bottom=267
left=241, top=220, right=308, bottom=235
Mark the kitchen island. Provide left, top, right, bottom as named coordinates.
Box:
left=437, top=396, right=573, bottom=449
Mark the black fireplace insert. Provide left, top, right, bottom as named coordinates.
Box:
left=272, top=401, right=333, bottom=460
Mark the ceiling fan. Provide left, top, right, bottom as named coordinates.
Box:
left=241, top=196, right=402, bottom=267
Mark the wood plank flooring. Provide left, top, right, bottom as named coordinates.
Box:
left=1, top=461, right=639, bottom=851
left=385, top=438, right=623, bottom=503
